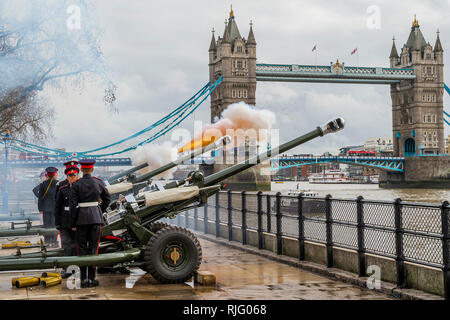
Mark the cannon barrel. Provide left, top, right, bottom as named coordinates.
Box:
left=0, top=248, right=141, bottom=271
left=130, top=135, right=232, bottom=184
left=108, top=135, right=231, bottom=185
left=0, top=227, right=59, bottom=237
left=0, top=214, right=41, bottom=222
left=108, top=162, right=148, bottom=184
left=202, top=118, right=345, bottom=187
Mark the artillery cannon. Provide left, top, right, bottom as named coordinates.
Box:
left=0, top=118, right=345, bottom=284
left=0, top=135, right=232, bottom=238
left=106, top=134, right=232, bottom=190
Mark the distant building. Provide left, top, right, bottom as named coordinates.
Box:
left=340, top=143, right=382, bottom=181
left=274, top=154, right=339, bottom=181
left=346, top=165, right=364, bottom=182
left=363, top=137, right=393, bottom=154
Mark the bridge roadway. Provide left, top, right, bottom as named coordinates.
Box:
left=0, top=157, right=132, bottom=168
left=255, top=63, right=416, bottom=84
left=0, top=234, right=392, bottom=300
left=2, top=155, right=406, bottom=173
left=272, top=155, right=405, bottom=172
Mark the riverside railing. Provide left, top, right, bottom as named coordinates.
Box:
left=168, top=190, right=450, bottom=299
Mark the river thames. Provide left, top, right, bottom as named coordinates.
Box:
left=270, top=181, right=450, bottom=204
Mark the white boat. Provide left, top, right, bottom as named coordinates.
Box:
left=286, top=186, right=319, bottom=197
left=308, top=170, right=351, bottom=184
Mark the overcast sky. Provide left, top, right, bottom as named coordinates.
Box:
left=42, top=0, right=450, bottom=156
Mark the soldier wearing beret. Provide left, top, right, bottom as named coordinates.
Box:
left=38, top=167, right=59, bottom=247
left=70, top=159, right=110, bottom=288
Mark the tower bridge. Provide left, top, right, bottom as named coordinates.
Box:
left=207, top=8, right=449, bottom=188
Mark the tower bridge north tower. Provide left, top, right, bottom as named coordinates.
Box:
left=208, top=7, right=257, bottom=122
left=206, top=7, right=271, bottom=191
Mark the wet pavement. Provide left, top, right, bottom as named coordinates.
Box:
left=0, top=236, right=393, bottom=300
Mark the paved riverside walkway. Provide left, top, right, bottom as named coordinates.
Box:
left=0, top=238, right=392, bottom=300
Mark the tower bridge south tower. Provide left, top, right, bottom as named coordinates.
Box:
left=390, top=15, right=445, bottom=157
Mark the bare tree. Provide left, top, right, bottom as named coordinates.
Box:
left=0, top=88, right=54, bottom=142
left=0, top=1, right=116, bottom=115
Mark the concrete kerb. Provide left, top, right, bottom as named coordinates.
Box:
left=193, top=231, right=443, bottom=300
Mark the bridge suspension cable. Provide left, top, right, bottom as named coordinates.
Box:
left=444, top=110, right=450, bottom=126
left=1, top=77, right=223, bottom=159
left=445, top=83, right=450, bottom=126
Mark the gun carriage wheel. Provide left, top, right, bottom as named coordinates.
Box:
left=144, top=225, right=202, bottom=283
left=150, top=221, right=170, bottom=233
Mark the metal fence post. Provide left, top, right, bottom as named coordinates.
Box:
left=215, top=192, right=220, bottom=238
left=298, top=193, right=305, bottom=261
left=267, top=194, right=271, bottom=233
left=441, top=200, right=450, bottom=300
left=356, top=196, right=366, bottom=277
left=394, top=198, right=406, bottom=287
left=177, top=212, right=182, bottom=227
left=204, top=203, right=208, bottom=234
left=185, top=208, right=189, bottom=229
left=257, top=191, right=263, bottom=250
left=194, top=206, right=198, bottom=231
left=325, top=194, right=333, bottom=268
left=276, top=192, right=282, bottom=255
left=241, top=191, right=247, bottom=245
left=228, top=190, right=233, bottom=241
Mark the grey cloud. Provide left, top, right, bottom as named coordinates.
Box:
left=34, top=0, right=450, bottom=155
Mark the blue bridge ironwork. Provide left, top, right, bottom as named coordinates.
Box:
left=271, top=156, right=405, bottom=172
left=256, top=63, right=416, bottom=84
left=1, top=157, right=132, bottom=168
left=169, top=155, right=405, bottom=172
left=4, top=156, right=405, bottom=172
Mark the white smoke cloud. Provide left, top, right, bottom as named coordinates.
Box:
left=179, top=101, right=277, bottom=152
left=220, top=102, right=276, bottom=133
left=208, top=102, right=276, bottom=142
left=130, top=142, right=177, bottom=179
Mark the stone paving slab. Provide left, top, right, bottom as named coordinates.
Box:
left=195, top=233, right=443, bottom=300
left=0, top=237, right=393, bottom=300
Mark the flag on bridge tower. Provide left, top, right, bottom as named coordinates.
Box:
left=351, top=47, right=358, bottom=55
left=312, top=44, right=318, bottom=65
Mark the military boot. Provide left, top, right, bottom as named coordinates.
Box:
left=89, top=279, right=99, bottom=287
left=80, top=279, right=90, bottom=288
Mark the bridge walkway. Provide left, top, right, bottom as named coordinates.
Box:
left=0, top=237, right=392, bottom=300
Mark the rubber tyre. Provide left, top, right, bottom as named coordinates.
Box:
left=150, top=222, right=170, bottom=233
left=140, top=222, right=171, bottom=272
left=144, top=226, right=202, bottom=283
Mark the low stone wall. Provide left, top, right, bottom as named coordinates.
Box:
left=380, top=156, right=450, bottom=188
left=179, top=216, right=445, bottom=297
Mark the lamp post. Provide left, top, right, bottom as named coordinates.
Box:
left=2, top=130, right=10, bottom=214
